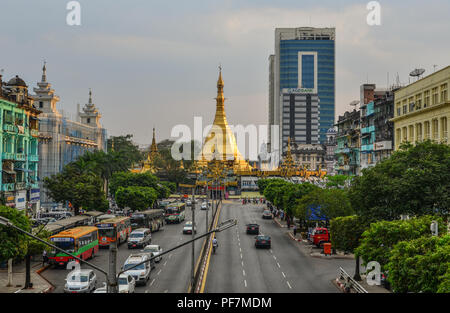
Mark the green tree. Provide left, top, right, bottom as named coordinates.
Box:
left=325, top=174, right=351, bottom=188
left=262, top=179, right=290, bottom=206
left=283, top=182, right=319, bottom=220
left=355, top=215, right=447, bottom=269
left=386, top=234, right=450, bottom=293
left=349, top=141, right=450, bottom=222
left=0, top=206, right=30, bottom=286
left=44, top=166, right=108, bottom=215
left=295, top=188, right=354, bottom=223
left=115, top=186, right=158, bottom=211
left=109, top=172, right=170, bottom=202
left=330, top=215, right=368, bottom=280
left=108, top=134, right=143, bottom=167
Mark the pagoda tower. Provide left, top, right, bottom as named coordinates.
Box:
left=196, top=68, right=251, bottom=172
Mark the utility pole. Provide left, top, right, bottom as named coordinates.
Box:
left=191, top=186, right=196, bottom=290
left=108, top=229, right=118, bottom=293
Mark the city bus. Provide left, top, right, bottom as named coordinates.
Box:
left=165, top=203, right=186, bottom=224
left=48, top=226, right=98, bottom=267
left=95, top=216, right=131, bottom=248
left=130, top=209, right=165, bottom=232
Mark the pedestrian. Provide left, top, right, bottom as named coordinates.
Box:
left=42, top=250, right=48, bottom=266
left=293, top=225, right=297, bottom=236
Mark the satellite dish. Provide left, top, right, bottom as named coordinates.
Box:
left=410, top=68, right=425, bottom=77
left=349, top=100, right=360, bottom=108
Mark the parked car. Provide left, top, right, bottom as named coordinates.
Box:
left=262, top=210, right=272, bottom=219
left=183, top=221, right=197, bottom=234
left=309, top=227, right=330, bottom=248
left=201, top=202, right=208, bottom=210
left=255, top=235, right=271, bottom=249
left=64, top=269, right=97, bottom=293
left=127, top=228, right=152, bottom=249
left=246, top=224, right=260, bottom=235
left=123, top=253, right=152, bottom=286
left=118, top=273, right=136, bottom=293
left=141, top=244, right=163, bottom=263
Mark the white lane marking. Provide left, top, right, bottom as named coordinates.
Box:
left=168, top=254, right=172, bottom=259
left=157, top=269, right=162, bottom=275
left=150, top=278, right=155, bottom=286
left=239, top=247, right=242, bottom=253
left=270, top=249, right=273, bottom=254
left=145, top=290, right=150, bottom=293
left=240, top=253, right=243, bottom=259
left=241, top=261, right=244, bottom=267
left=163, top=261, right=167, bottom=266
left=243, top=269, right=246, bottom=276
left=276, top=262, right=281, bottom=268
left=282, top=272, right=286, bottom=278
left=164, top=289, right=168, bottom=293
left=244, top=280, right=247, bottom=287
left=273, top=255, right=277, bottom=260
left=287, top=281, right=292, bottom=289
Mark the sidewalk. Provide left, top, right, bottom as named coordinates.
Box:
left=273, top=216, right=354, bottom=260
left=0, top=258, right=53, bottom=293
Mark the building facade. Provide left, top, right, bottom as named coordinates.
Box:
left=392, top=66, right=449, bottom=149
left=33, top=64, right=107, bottom=209
left=0, top=74, right=41, bottom=214
left=373, top=89, right=395, bottom=163
left=290, top=142, right=325, bottom=170
left=279, top=88, right=320, bottom=152
left=324, top=127, right=337, bottom=175
left=335, top=109, right=360, bottom=176
left=270, top=27, right=335, bottom=152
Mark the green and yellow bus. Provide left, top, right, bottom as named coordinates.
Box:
left=165, top=203, right=186, bottom=224
left=49, top=226, right=98, bottom=267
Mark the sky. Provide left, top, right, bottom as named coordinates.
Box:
left=1, top=0, right=449, bottom=146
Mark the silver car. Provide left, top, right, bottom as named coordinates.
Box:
left=141, top=244, right=163, bottom=262
left=64, top=269, right=97, bottom=293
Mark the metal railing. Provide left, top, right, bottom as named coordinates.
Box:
left=338, top=267, right=368, bottom=293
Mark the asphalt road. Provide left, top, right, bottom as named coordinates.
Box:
left=204, top=201, right=354, bottom=293
left=42, top=202, right=212, bottom=293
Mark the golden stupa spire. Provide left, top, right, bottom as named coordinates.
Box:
left=196, top=66, right=250, bottom=172
left=150, top=127, right=158, bottom=153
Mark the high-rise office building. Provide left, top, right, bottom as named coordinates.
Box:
left=269, top=27, right=336, bottom=156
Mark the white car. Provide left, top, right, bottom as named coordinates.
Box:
left=186, top=199, right=192, bottom=206
left=201, top=202, right=208, bottom=210
left=118, top=273, right=135, bottom=293
left=142, top=245, right=163, bottom=262
left=93, top=282, right=107, bottom=293
left=64, top=269, right=97, bottom=293
left=123, top=254, right=152, bottom=286
left=183, top=221, right=197, bottom=234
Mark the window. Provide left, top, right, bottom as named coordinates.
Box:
left=409, top=125, right=414, bottom=142
left=441, top=84, right=448, bottom=103
left=415, top=94, right=422, bottom=109
left=402, top=100, right=407, bottom=114
left=432, top=119, right=439, bottom=141
left=416, top=123, right=423, bottom=142
left=424, top=121, right=431, bottom=140
left=441, top=117, right=448, bottom=143
left=396, top=102, right=401, bottom=116
left=402, top=127, right=407, bottom=142
left=432, top=87, right=439, bottom=105
left=39, top=101, right=43, bottom=108
left=424, top=90, right=430, bottom=107
left=87, top=118, right=91, bottom=124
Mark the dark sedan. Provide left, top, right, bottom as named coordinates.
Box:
left=246, top=224, right=260, bottom=235
left=255, top=235, right=271, bottom=249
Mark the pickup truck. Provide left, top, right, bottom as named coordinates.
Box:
left=309, top=227, right=330, bottom=248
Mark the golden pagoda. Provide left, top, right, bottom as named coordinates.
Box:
left=131, top=127, right=159, bottom=173
left=195, top=68, right=251, bottom=172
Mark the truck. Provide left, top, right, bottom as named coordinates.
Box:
left=309, top=227, right=330, bottom=248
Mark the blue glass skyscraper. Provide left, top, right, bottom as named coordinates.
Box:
left=269, top=27, right=335, bottom=153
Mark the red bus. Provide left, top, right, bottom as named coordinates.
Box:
left=95, top=216, right=131, bottom=248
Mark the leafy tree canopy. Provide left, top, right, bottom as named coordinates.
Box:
left=0, top=206, right=30, bottom=261
left=349, top=141, right=450, bottom=222
left=115, top=186, right=158, bottom=211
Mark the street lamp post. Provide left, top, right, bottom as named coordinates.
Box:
left=191, top=186, right=196, bottom=290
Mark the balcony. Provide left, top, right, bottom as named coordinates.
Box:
left=15, top=154, right=26, bottom=161
left=15, top=182, right=26, bottom=190
left=3, top=124, right=17, bottom=133
left=1, top=183, right=15, bottom=192
left=361, top=144, right=374, bottom=152
left=361, top=125, right=376, bottom=134
left=2, top=152, right=15, bottom=160
left=336, top=147, right=351, bottom=154
left=30, top=129, right=39, bottom=137
left=29, top=155, right=39, bottom=162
